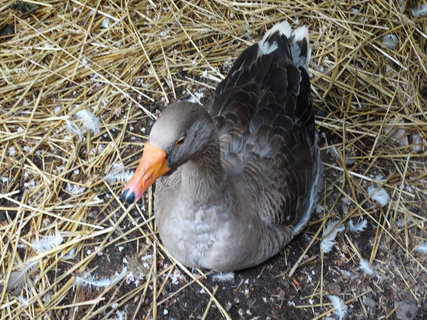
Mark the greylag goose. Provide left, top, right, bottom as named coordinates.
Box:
left=122, top=21, right=322, bottom=271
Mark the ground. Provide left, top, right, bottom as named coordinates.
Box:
left=0, top=1, right=426, bottom=319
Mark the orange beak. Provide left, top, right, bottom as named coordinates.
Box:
left=121, top=142, right=170, bottom=203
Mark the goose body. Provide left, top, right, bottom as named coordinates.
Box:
left=122, top=21, right=322, bottom=271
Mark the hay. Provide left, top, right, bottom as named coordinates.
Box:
left=0, top=0, right=426, bottom=319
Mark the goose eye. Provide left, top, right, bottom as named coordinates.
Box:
left=175, top=136, right=185, bottom=145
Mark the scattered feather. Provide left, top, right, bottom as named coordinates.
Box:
left=395, top=300, right=419, bottom=320
left=31, top=231, right=63, bottom=253
left=329, top=146, right=355, bottom=165
left=6, top=261, right=38, bottom=291
left=66, top=182, right=86, bottom=195
left=340, top=269, right=357, bottom=280
left=415, top=242, right=427, bottom=255
left=374, top=174, right=386, bottom=183
left=329, top=145, right=340, bottom=159
left=187, top=90, right=205, bottom=104
left=17, top=296, right=29, bottom=307
left=367, top=186, right=390, bottom=207
left=410, top=134, right=423, bottom=153
left=62, top=248, right=76, bottom=259
left=396, top=215, right=412, bottom=228
left=359, top=259, right=380, bottom=278
left=328, top=295, right=348, bottom=320
left=387, top=126, right=407, bottom=145
left=411, top=4, right=427, bottom=17
left=321, top=220, right=345, bottom=253
left=105, top=163, right=133, bottom=183
left=100, top=17, right=110, bottom=29
left=362, top=296, right=376, bottom=309
left=65, top=119, right=82, bottom=137
left=349, top=219, right=367, bottom=232
left=170, top=269, right=184, bottom=285
left=212, top=272, right=234, bottom=282
left=382, top=34, right=398, bottom=49
left=125, top=271, right=135, bottom=285
left=75, top=109, right=101, bottom=134
left=116, top=310, right=126, bottom=320
left=76, top=267, right=127, bottom=288
left=8, top=146, right=16, bottom=156
left=75, top=275, right=111, bottom=287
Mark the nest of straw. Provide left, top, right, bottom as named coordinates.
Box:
left=0, top=1, right=426, bottom=319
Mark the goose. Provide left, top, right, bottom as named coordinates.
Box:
left=122, top=21, right=322, bottom=272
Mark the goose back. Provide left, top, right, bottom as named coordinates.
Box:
left=209, top=23, right=319, bottom=232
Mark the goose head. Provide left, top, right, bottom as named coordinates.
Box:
left=122, top=102, right=216, bottom=203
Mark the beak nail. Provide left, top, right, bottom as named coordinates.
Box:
left=122, top=188, right=136, bottom=204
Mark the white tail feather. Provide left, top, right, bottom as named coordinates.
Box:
left=257, top=21, right=311, bottom=70
left=291, top=26, right=311, bottom=69
left=258, top=21, right=291, bottom=56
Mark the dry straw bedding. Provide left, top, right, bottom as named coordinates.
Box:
left=0, top=0, right=426, bottom=319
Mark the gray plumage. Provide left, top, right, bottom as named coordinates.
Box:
left=125, top=21, right=322, bottom=271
